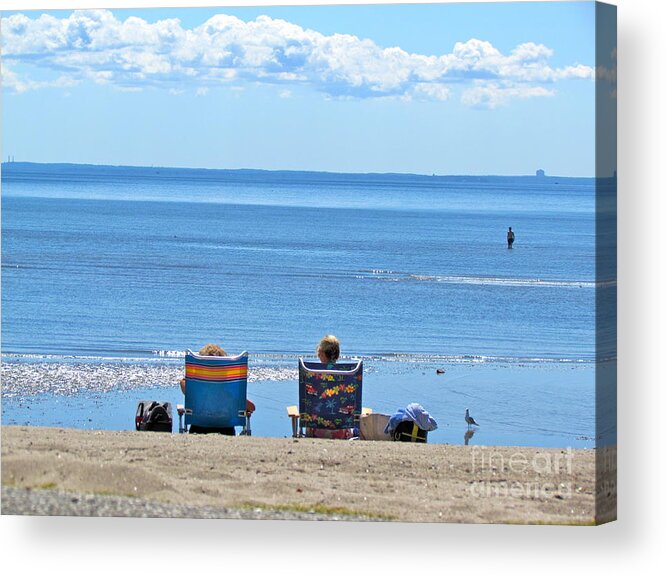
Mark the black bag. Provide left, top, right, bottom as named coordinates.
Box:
left=392, top=420, right=428, bottom=443
left=135, top=401, right=173, bottom=432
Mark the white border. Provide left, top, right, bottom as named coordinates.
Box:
left=3, top=0, right=665, bottom=573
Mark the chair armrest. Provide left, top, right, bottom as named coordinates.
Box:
left=287, top=405, right=300, bottom=438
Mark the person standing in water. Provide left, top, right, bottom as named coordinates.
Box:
left=507, top=227, right=515, bottom=249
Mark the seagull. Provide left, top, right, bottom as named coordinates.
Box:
left=465, top=408, right=479, bottom=429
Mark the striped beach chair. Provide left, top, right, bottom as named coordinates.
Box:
left=287, top=359, right=363, bottom=438
left=177, top=350, right=252, bottom=435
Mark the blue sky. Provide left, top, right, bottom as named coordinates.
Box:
left=1, top=2, right=609, bottom=176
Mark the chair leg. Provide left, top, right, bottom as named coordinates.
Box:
left=177, top=405, right=186, bottom=434
left=290, top=416, right=299, bottom=438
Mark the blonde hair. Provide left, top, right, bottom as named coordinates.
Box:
left=317, top=335, right=340, bottom=363
left=198, top=343, right=227, bottom=356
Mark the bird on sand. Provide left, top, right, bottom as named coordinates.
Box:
left=465, top=408, right=479, bottom=429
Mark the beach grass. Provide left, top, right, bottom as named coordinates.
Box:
left=239, top=501, right=396, bottom=520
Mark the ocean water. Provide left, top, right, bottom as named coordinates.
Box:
left=1, top=163, right=616, bottom=447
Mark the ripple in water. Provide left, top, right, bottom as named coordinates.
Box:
left=1, top=362, right=298, bottom=398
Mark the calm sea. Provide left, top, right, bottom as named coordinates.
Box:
left=1, top=163, right=616, bottom=447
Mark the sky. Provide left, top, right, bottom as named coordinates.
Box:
left=1, top=1, right=613, bottom=176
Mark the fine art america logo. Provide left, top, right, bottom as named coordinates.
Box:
left=469, top=446, right=575, bottom=500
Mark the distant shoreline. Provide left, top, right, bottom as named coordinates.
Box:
left=1, top=160, right=600, bottom=182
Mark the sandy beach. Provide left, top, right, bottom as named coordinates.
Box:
left=1, top=426, right=615, bottom=524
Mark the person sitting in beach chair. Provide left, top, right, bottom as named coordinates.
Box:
left=177, top=343, right=255, bottom=435
left=287, top=335, right=363, bottom=439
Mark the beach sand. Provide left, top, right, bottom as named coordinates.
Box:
left=1, top=426, right=615, bottom=524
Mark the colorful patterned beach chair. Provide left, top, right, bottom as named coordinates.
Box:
left=177, top=350, right=252, bottom=435
left=287, top=359, right=363, bottom=439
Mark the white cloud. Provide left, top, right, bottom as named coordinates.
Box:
left=461, top=82, right=555, bottom=109
left=1, top=64, right=79, bottom=93
left=2, top=10, right=594, bottom=107
left=597, top=47, right=616, bottom=98
left=411, top=83, right=451, bottom=102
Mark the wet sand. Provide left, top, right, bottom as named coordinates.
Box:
left=1, top=426, right=615, bottom=524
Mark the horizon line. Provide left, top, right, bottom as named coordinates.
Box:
left=1, top=160, right=598, bottom=180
